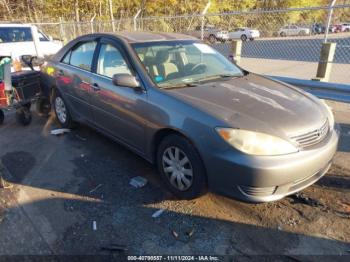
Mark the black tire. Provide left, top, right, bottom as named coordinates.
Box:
left=280, top=32, right=286, bottom=37
left=156, top=134, right=207, bottom=199
left=16, top=107, right=32, bottom=126
left=249, top=37, right=254, bottom=41
left=36, top=97, right=51, bottom=116
left=52, top=89, right=74, bottom=128
left=0, top=109, right=4, bottom=125
left=208, top=34, right=216, bottom=44
left=240, top=34, right=247, bottom=41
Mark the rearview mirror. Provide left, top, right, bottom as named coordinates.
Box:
left=112, top=74, right=140, bottom=89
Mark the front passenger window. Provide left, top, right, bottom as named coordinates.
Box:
left=97, top=44, right=132, bottom=78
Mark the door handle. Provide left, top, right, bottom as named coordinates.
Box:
left=91, top=83, right=100, bottom=91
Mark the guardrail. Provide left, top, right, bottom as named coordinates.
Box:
left=270, top=76, right=350, bottom=103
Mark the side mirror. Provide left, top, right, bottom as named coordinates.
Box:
left=112, top=74, right=140, bottom=89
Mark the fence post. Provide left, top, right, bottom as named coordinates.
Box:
left=59, top=17, right=66, bottom=43
left=134, top=9, right=142, bottom=31
left=313, top=42, right=336, bottom=82
left=230, top=40, right=242, bottom=65
left=324, top=0, right=337, bottom=43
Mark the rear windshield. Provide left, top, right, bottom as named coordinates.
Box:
left=0, top=27, right=33, bottom=43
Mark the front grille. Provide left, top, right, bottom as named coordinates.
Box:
left=290, top=120, right=329, bottom=149
left=238, top=185, right=277, bottom=197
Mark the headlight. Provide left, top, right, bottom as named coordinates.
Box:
left=321, top=100, right=335, bottom=130
left=216, top=128, right=298, bottom=156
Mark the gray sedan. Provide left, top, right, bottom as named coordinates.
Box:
left=40, top=32, right=339, bottom=202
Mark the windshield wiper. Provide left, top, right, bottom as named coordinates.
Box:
left=160, top=82, right=198, bottom=89
left=196, top=74, right=241, bottom=82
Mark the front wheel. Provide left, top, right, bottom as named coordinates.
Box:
left=157, top=134, right=207, bottom=199
left=53, top=89, right=74, bottom=128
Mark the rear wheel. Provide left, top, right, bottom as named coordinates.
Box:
left=53, top=89, right=74, bottom=128
left=280, top=32, right=286, bottom=37
left=0, top=109, right=4, bottom=125
left=240, top=34, right=247, bottom=41
left=157, top=134, right=207, bottom=199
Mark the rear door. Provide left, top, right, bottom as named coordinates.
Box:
left=89, top=38, right=147, bottom=152
left=55, top=40, right=98, bottom=122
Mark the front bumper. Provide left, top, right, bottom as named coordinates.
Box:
left=206, top=126, right=339, bottom=202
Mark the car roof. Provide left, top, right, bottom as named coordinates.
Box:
left=106, top=31, right=197, bottom=43
left=0, top=23, right=32, bottom=27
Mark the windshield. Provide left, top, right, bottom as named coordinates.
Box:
left=132, top=40, right=243, bottom=88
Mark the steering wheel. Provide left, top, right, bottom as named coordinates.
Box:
left=190, top=63, right=207, bottom=74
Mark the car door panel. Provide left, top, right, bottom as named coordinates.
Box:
left=56, top=41, right=97, bottom=122
left=89, top=39, right=146, bottom=152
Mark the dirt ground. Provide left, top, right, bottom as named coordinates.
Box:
left=0, top=100, right=350, bottom=259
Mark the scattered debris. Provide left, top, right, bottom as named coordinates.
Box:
left=89, top=184, right=102, bottom=194
left=129, top=176, right=148, bottom=188
left=75, top=134, right=87, bottom=141
left=289, top=193, right=324, bottom=208
left=171, top=230, right=179, bottom=239
left=186, top=229, right=195, bottom=238
left=92, top=221, right=97, bottom=231
left=278, top=225, right=283, bottom=231
left=50, top=128, right=71, bottom=136
left=152, top=208, right=165, bottom=218
left=101, top=244, right=128, bottom=252
left=80, top=154, right=85, bottom=158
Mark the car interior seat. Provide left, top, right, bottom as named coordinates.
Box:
left=155, top=49, right=178, bottom=79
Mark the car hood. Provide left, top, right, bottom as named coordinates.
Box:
left=166, top=74, right=327, bottom=138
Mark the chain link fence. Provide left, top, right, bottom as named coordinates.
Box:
left=34, top=4, right=350, bottom=84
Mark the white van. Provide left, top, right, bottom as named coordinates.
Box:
left=0, top=23, right=62, bottom=58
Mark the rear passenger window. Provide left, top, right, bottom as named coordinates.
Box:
left=69, top=41, right=97, bottom=71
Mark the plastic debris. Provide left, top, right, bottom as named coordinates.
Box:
left=89, top=184, right=102, bottom=194
left=186, top=229, right=195, bottom=238
left=101, top=244, right=128, bottom=252
left=50, top=128, right=71, bottom=136
left=152, top=209, right=165, bottom=218
left=80, top=154, right=85, bottom=158
left=75, top=134, right=87, bottom=141
left=92, top=221, right=97, bottom=231
left=129, top=176, right=148, bottom=188
left=289, top=193, right=324, bottom=208
left=278, top=225, right=283, bottom=231
left=171, top=230, right=179, bottom=239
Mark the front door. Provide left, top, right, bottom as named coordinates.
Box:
left=89, top=38, right=147, bottom=152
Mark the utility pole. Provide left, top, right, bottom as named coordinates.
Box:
left=201, top=0, right=211, bottom=40
left=108, top=0, right=115, bottom=32
left=324, top=0, right=337, bottom=43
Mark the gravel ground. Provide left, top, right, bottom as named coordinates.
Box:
left=0, top=101, right=349, bottom=258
